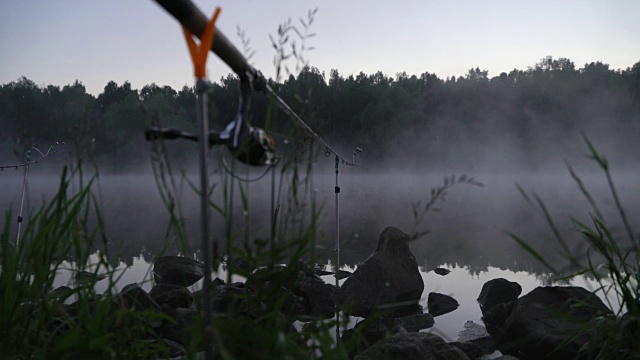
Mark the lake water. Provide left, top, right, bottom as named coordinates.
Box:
left=1, top=167, right=637, bottom=340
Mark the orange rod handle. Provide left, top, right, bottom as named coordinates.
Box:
left=183, top=7, right=221, bottom=78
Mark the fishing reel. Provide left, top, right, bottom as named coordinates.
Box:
left=216, top=74, right=276, bottom=166
left=145, top=74, right=276, bottom=166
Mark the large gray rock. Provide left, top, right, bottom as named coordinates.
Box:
left=336, top=227, right=424, bottom=317
left=483, top=286, right=613, bottom=360
left=355, top=332, right=470, bottom=360
left=477, top=278, right=522, bottom=315
left=153, top=256, right=205, bottom=287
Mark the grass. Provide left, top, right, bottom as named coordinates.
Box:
left=510, top=133, right=640, bottom=359
left=0, top=166, right=172, bottom=358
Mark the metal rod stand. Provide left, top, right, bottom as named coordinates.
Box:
left=196, top=78, right=214, bottom=360
left=334, top=156, right=341, bottom=341
left=16, top=149, right=31, bottom=246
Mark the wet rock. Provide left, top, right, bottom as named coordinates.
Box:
left=394, top=312, right=435, bottom=332
left=428, top=292, right=459, bottom=317
left=354, top=332, right=470, bottom=360
left=484, top=286, right=613, bottom=360
left=150, top=283, right=193, bottom=309
left=153, top=256, right=204, bottom=287
left=433, top=268, right=451, bottom=276
left=336, top=227, right=424, bottom=318
left=477, top=278, right=522, bottom=315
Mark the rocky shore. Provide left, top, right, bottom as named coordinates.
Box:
left=49, top=226, right=615, bottom=359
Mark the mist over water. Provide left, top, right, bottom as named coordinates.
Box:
left=2, top=160, right=638, bottom=275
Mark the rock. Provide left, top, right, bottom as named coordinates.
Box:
left=394, top=313, right=435, bottom=332
left=456, top=320, right=493, bottom=353
left=449, top=341, right=484, bottom=360
left=119, top=284, right=161, bottom=313
left=477, top=278, right=522, bottom=315
left=315, top=269, right=354, bottom=280
left=314, top=268, right=334, bottom=276
left=484, top=286, right=613, bottom=360
left=336, top=269, right=353, bottom=280
left=428, top=292, right=459, bottom=317
left=47, top=286, right=74, bottom=303
left=117, top=284, right=163, bottom=329
left=160, top=307, right=198, bottom=347
left=354, top=332, right=470, bottom=360
left=336, top=227, right=424, bottom=318
left=74, top=270, right=107, bottom=283
left=246, top=262, right=336, bottom=321
left=482, top=301, right=515, bottom=338
left=150, top=284, right=193, bottom=309
left=456, top=320, right=489, bottom=342
left=194, top=282, right=263, bottom=317
left=296, top=275, right=337, bottom=320
left=433, top=268, right=451, bottom=276
left=153, top=256, right=205, bottom=287
left=341, top=317, right=397, bottom=358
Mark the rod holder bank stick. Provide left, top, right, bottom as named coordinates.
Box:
left=334, top=155, right=341, bottom=340
left=182, top=7, right=220, bottom=360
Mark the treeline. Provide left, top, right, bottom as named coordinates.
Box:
left=1, top=56, right=639, bottom=171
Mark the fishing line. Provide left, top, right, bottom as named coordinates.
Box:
left=0, top=142, right=64, bottom=171
left=264, top=83, right=368, bottom=170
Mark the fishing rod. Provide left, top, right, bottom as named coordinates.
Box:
left=152, top=0, right=365, bottom=169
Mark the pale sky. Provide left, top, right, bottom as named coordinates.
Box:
left=1, top=0, right=639, bottom=95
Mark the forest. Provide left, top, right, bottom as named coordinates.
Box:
left=1, top=55, right=639, bottom=172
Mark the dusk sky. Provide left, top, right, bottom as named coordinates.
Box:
left=1, top=0, right=639, bottom=95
